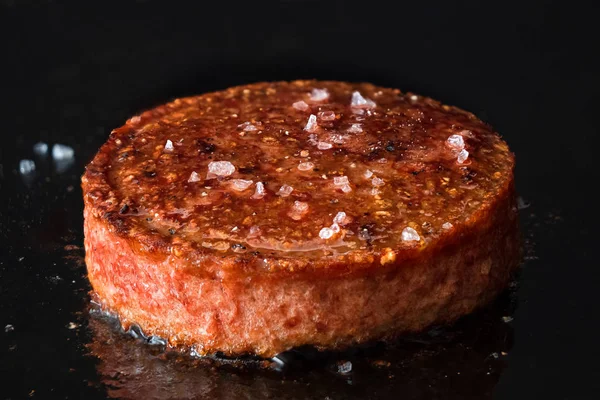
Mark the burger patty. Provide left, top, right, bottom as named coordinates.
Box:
left=82, top=80, right=520, bottom=357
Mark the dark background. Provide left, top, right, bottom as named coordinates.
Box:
left=1, top=1, right=599, bottom=399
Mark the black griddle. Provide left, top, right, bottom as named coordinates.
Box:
left=1, top=1, right=599, bottom=399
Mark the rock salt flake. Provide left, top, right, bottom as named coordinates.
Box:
left=333, top=211, right=348, bottom=225
left=317, top=141, right=333, bottom=150
left=230, top=179, right=254, bottom=191
left=347, top=123, right=363, bottom=133
left=351, top=91, right=376, bottom=109
left=371, top=177, right=385, bottom=187
left=309, top=88, right=329, bottom=102
left=164, top=140, right=174, bottom=152
left=304, top=114, right=318, bottom=132
left=238, top=121, right=260, bottom=131
left=52, top=144, right=74, bottom=160
left=401, top=227, right=421, bottom=242
left=297, top=162, right=315, bottom=171
left=252, top=182, right=266, bottom=199
left=442, top=222, right=453, bottom=230
left=447, top=134, right=465, bottom=150
left=364, top=169, right=373, bottom=179
left=278, top=184, right=294, bottom=197
left=340, top=184, right=352, bottom=193
left=33, top=142, right=48, bottom=156
left=19, top=159, right=35, bottom=175
left=188, top=171, right=201, bottom=182
left=292, top=100, right=309, bottom=111
left=207, top=161, right=235, bottom=179
left=318, top=110, right=336, bottom=121
left=319, top=227, right=335, bottom=239
left=457, top=149, right=469, bottom=164
left=333, top=176, right=349, bottom=186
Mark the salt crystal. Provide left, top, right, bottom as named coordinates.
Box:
left=364, top=169, right=373, bottom=179
left=347, top=123, right=363, bottom=133
left=319, top=227, right=335, bottom=239
left=309, top=88, right=329, bottom=102
left=317, top=141, right=333, bottom=150
left=52, top=144, right=74, bottom=160
left=447, top=134, right=465, bottom=150
left=164, top=140, right=174, bottom=152
left=19, top=159, right=35, bottom=175
left=442, top=222, right=453, bottom=230
left=33, top=142, right=48, bottom=156
left=330, top=223, right=340, bottom=233
left=351, top=91, right=376, bottom=109
left=206, top=161, right=235, bottom=179
left=318, top=110, right=336, bottom=121
left=457, top=149, right=469, bottom=164
left=293, top=100, right=309, bottom=111
left=188, top=171, right=201, bottom=182
left=230, top=179, right=254, bottom=191
left=337, top=361, right=353, bottom=374
left=401, top=227, right=420, bottom=242
left=333, top=211, right=349, bottom=226
left=278, top=184, right=294, bottom=197
left=297, top=162, right=315, bottom=171
left=289, top=201, right=309, bottom=220
left=248, top=226, right=261, bottom=237
left=371, top=177, right=385, bottom=187
left=333, top=176, right=349, bottom=186
left=340, top=184, right=352, bottom=193
left=370, top=188, right=381, bottom=196
left=330, top=134, right=346, bottom=144
left=238, top=121, right=259, bottom=132
left=252, top=182, right=266, bottom=199
left=410, top=95, right=418, bottom=101
left=304, top=114, right=318, bottom=132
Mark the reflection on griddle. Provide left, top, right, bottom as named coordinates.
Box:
left=86, top=287, right=516, bottom=400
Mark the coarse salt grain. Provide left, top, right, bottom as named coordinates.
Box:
left=447, top=134, right=465, bottom=150
left=206, top=161, right=235, bottom=179
left=309, top=88, right=329, bottom=102
left=33, top=142, right=48, bottom=156
left=298, top=162, right=315, bottom=171
left=252, top=182, right=266, bottom=199
left=278, top=184, right=294, bottom=197
left=351, top=91, right=376, bottom=109
left=364, top=169, right=373, bottom=179
left=371, top=177, right=385, bottom=187
left=317, top=141, right=333, bottom=150
left=188, top=171, right=201, bottom=182
left=333, top=211, right=349, bottom=225
left=292, top=100, right=309, bottom=111
left=19, top=159, right=35, bottom=175
left=347, top=123, right=363, bottom=133
left=318, top=110, right=336, bottom=121
left=164, top=140, right=174, bottom=152
left=319, top=227, right=335, bottom=239
left=288, top=201, right=309, bottom=220
left=442, top=222, right=453, bottom=230
left=304, top=114, right=318, bottom=132
left=52, top=144, right=74, bottom=160
left=333, top=176, right=349, bottom=186
left=238, top=121, right=260, bottom=131
left=457, top=149, right=469, bottom=164
left=401, top=227, right=421, bottom=242
left=230, top=179, right=254, bottom=191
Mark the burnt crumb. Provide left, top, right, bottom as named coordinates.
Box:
left=251, top=251, right=261, bottom=257
left=146, top=217, right=153, bottom=222
left=144, top=170, right=157, bottom=178
left=195, top=139, right=216, bottom=154
left=385, top=141, right=395, bottom=152
left=231, top=243, right=247, bottom=251
left=168, top=228, right=176, bottom=235
left=359, top=223, right=375, bottom=245
left=119, top=204, right=129, bottom=214
left=238, top=166, right=256, bottom=174
left=330, top=199, right=339, bottom=204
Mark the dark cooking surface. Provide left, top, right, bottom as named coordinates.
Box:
left=1, top=1, right=599, bottom=399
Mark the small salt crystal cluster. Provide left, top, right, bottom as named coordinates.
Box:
left=317, top=110, right=336, bottom=121
left=333, top=176, right=352, bottom=193
left=252, top=182, right=266, bottom=199
left=292, top=100, right=309, bottom=111
left=206, top=161, right=235, bottom=179
left=317, top=141, right=332, bottom=150
left=446, top=132, right=470, bottom=164
left=188, top=171, right=201, bottom=182
left=277, top=184, right=294, bottom=197
left=401, top=227, right=420, bottom=242
left=288, top=200, right=309, bottom=220
left=230, top=179, right=254, bottom=191
left=347, top=123, right=363, bottom=133
left=309, top=88, right=329, bottom=102
left=319, top=211, right=350, bottom=240
left=304, top=114, right=318, bottom=132
left=33, top=142, right=48, bottom=157
left=238, top=121, right=261, bottom=132
left=350, top=91, right=376, bottom=109
left=19, top=159, right=35, bottom=175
